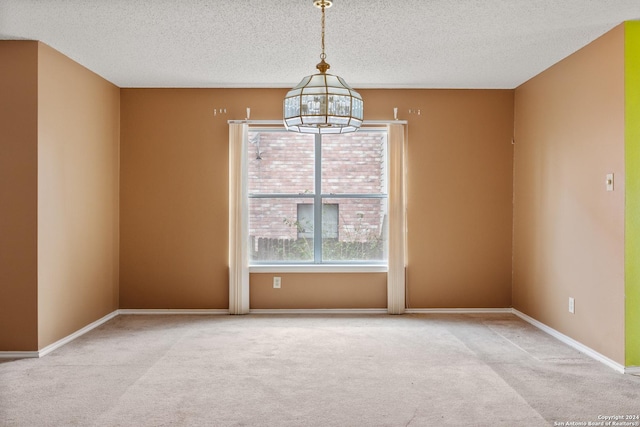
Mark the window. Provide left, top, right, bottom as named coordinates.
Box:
left=247, top=129, right=388, bottom=264
left=229, top=122, right=405, bottom=314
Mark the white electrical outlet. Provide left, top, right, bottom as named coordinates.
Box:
left=273, top=277, right=281, bottom=289
left=569, top=297, right=575, bottom=314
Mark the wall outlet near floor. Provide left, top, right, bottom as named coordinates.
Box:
left=273, top=277, right=281, bottom=289
left=569, top=297, right=575, bottom=314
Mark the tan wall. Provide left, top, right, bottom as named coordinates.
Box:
left=0, top=41, right=39, bottom=351
left=251, top=273, right=386, bottom=309
left=120, top=88, right=514, bottom=309
left=396, top=90, right=515, bottom=308
left=119, top=89, right=236, bottom=309
left=37, top=43, right=120, bottom=348
left=513, top=26, right=625, bottom=363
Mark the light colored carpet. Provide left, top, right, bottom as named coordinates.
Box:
left=1, top=313, right=639, bottom=426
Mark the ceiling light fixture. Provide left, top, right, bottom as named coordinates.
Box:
left=283, top=0, right=363, bottom=134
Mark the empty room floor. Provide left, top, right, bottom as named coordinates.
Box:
left=1, top=313, right=639, bottom=426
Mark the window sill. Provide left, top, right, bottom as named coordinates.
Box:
left=248, top=265, right=388, bottom=274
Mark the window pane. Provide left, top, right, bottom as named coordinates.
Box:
left=249, top=197, right=314, bottom=262
left=296, top=204, right=314, bottom=239
left=295, top=203, right=339, bottom=239
left=322, top=197, right=388, bottom=262
left=321, top=132, right=387, bottom=194
left=248, top=132, right=315, bottom=194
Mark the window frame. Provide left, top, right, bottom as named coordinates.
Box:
left=247, top=127, right=389, bottom=267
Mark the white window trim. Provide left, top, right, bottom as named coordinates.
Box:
left=229, top=121, right=407, bottom=314
left=249, top=265, right=388, bottom=274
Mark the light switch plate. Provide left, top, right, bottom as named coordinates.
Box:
left=606, top=173, right=614, bottom=191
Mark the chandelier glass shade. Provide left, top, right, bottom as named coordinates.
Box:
left=283, top=0, right=363, bottom=134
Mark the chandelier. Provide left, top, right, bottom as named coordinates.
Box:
left=283, top=0, right=363, bottom=134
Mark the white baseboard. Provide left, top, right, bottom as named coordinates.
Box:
left=249, top=308, right=388, bottom=315
left=0, top=310, right=119, bottom=359
left=405, top=308, right=512, bottom=314
left=2, top=307, right=638, bottom=375
left=625, top=366, right=640, bottom=375
left=38, top=310, right=120, bottom=358
left=118, top=309, right=229, bottom=315
left=407, top=307, right=635, bottom=375
left=512, top=309, right=626, bottom=374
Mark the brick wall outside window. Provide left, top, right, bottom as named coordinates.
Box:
left=248, top=131, right=387, bottom=245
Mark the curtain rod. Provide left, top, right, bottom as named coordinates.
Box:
left=227, top=119, right=408, bottom=125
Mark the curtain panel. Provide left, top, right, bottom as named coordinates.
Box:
left=387, top=123, right=407, bottom=314
left=228, top=123, right=250, bottom=314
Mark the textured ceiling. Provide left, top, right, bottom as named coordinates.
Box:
left=1, top=0, right=639, bottom=89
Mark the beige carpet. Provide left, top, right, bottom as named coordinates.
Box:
left=1, top=313, right=639, bottom=426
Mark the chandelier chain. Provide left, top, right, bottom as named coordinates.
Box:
left=315, top=2, right=330, bottom=73
left=320, top=4, right=326, bottom=60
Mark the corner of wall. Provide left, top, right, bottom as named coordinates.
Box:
left=36, top=42, right=121, bottom=349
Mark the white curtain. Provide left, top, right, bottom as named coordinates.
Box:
left=228, top=123, right=249, bottom=314
left=387, top=123, right=407, bottom=314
